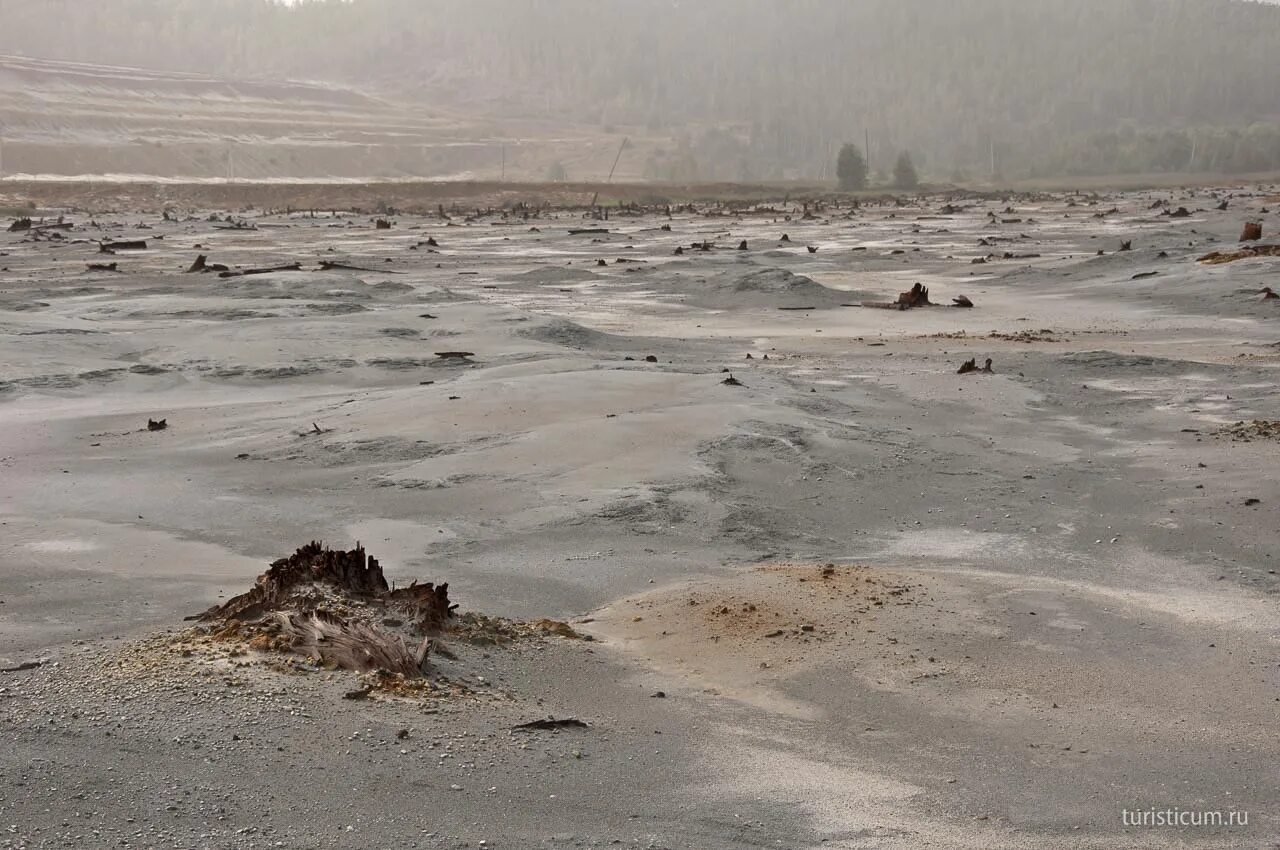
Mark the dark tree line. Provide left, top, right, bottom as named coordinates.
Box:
left=3, top=0, right=1280, bottom=180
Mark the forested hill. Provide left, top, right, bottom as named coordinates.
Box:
left=3, top=0, right=1280, bottom=180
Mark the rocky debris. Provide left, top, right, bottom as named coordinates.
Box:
left=1198, top=244, right=1280, bottom=264
left=87, top=261, right=119, bottom=272
left=147, top=418, right=168, bottom=431
left=721, top=373, right=745, bottom=387
left=7, top=217, right=32, bottom=232
left=952, top=295, right=974, bottom=308
left=1240, top=222, right=1263, bottom=242
left=990, top=329, right=1060, bottom=343
left=1214, top=420, right=1280, bottom=442
left=434, top=351, right=476, bottom=362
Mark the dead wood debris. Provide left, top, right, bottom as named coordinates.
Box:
left=218, top=263, right=304, bottom=278
left=318, top=260, right=404, bottom=274
left=187, top=542, right=455, bottom=678
left=861, top=283, right=972, bottom=311
left=167, top=542, right=583, bottom=700
left=512, top=717, right=590, bottom=732
left=99, top=240, right=147, bottom=253
left=1, top=661, right=44, bottom=673
left=186, top=254, right=230, bottom=273
left=957, top=358, right=994, bottom=375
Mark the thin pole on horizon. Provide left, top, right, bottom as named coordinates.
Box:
left=606, top=136, right=628, bottom=183
left=500, top=144, right=505, bottom=182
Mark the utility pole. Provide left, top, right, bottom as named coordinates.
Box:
left=500, top=144, right=506, bottom=182
left=226, top=141, right=235, bottom=183
left=864, top=127, right=870, bottom=174
left=989, top=137, right=996, bottom=178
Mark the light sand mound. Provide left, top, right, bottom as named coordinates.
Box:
left=517, top=317, right=632, bottom=350
left=504, top=267, right=601, bottom=285
left=669, top=267, right=868, bottom=310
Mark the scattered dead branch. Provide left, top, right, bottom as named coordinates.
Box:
left=99, top=240, right=147, bottom=253
left=512, top=717, right=590, bottom=732
left=218, top=263, right=304, bottom=278
left=318, top=261, right=404, bottom=274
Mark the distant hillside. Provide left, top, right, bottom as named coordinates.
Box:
left=2, top=0, right=1280, bottom=181
left=0, top=55, right=625, bottom=182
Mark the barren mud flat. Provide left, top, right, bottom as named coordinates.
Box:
left=1, top=187, right=1278, bottom=849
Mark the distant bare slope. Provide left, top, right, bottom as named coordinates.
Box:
left=0, top=55, right=625, bottom=181
left=4, top=0, right=1280, bottom=180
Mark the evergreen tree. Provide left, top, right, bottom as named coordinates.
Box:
left=893, top=151, right=919, bottom=189
left=836, top=143, right=868, bottom=191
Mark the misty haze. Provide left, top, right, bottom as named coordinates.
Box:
left=0, top=2, right=1276, bottom=849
